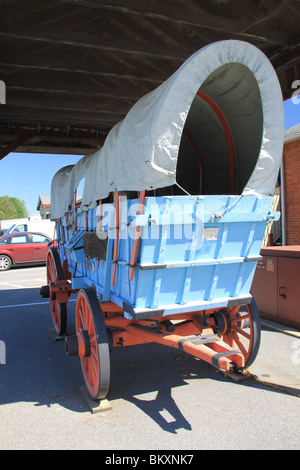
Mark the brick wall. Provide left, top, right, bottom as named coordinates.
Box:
left=283, top=138, right=300, bottom=245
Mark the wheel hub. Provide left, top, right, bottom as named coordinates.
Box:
left=211, top=309, right=231, bottom=336
left=40, top=284, right=50, bottom=298
left=65, top=330, right=91, bottom=357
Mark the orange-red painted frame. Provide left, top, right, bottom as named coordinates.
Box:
left=112, top=191, right=120, bottom=286
left=47, top=261, right=252, bottom=373
left=100, top=302, right=246, bottom=371
left=129, top=190, right=146, bottom=281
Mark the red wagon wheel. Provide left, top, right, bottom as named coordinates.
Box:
left=212, top=297, right=261, bottom=369
left=46, top=247, right=67, bottom=336
left=75, top=288, right=110, bottom=400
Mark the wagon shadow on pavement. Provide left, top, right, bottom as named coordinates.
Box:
left=0, top=287, right=298, bottom=433
left=107, top=338, right=300, bottom=433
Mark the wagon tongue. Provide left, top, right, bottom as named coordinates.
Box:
left=125, top=324, right=245, bottom=372
left=176, top=333, right=244, bottom=371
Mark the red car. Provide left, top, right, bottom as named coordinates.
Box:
left=0, top=232, right=52, bottom=271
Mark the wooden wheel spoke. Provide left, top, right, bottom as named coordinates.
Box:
left=87, top=357, right=93, bottom=381
left=89, top=334, right=97, bottom=348
left=82, top=357, right=88, bottom=373
left=231, top=312, right=250, bottom=324
left=89, top=356, right=99, bottom=382
left=228, top=305, right=240, bottom=319
left=231, top=331, right=248, bottom=358
left=232, top=325, right=251, bottom=340
left=88, top=312, right=94, bottom=335
left=78, top=304, right=86, bottom=331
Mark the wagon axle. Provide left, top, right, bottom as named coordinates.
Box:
left=64, top=309, right=246, bottom=368
left=40, top=281, right=72, bottom=301
left=65, top=328, right=113, bottom=357
left=40, top=284, right=50, bottom=298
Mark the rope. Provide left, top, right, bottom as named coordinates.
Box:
left=175, top=182, right=243, bottom=221
left=175, top=182, right=222, bottom=220
left=225, top=368, right=300, bottom=398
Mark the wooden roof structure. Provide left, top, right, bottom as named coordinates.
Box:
left=0, top=0, right=299, bottom=159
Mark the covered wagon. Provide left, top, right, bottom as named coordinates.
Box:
left=41, top=39, right=284, bottom=400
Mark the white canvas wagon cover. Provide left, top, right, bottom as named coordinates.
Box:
left=51, top=39, right=284, bottom=220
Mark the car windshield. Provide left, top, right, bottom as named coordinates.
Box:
left=0, top=225, right=15, bottom=238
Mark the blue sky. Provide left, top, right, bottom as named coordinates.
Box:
left=0, top=97, right=299, bottom=216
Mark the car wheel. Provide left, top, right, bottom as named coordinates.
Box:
left=0, top=255, right=12, bottom=271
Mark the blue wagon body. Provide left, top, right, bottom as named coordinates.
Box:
left=59, top=194, right=277, bottom=318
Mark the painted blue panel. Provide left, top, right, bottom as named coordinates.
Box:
left=58, top=194, right=277, bottom=316
left=134, top=270, right=156, bottom=308
left=186, top=265, right=214, bottom=302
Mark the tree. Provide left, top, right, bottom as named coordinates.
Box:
left=0, top=196, right=28, bottom=220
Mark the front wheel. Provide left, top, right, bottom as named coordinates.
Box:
left=0, top=255, right=12, bottom=271
left=76, top=288, right=110, bottom=400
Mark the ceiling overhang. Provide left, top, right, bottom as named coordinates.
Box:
left=0, top=0, right=299, bottom=158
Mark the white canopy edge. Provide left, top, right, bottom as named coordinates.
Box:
left=51, top=39, right=284, bottom=220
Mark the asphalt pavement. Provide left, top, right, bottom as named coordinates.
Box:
left=0, top=265, right=299, bottom=451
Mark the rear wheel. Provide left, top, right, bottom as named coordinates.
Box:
left=46, top=247, right=67, bottom=336
left=0, top=254, right=12, bottom=271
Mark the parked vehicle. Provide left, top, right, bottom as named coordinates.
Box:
left=0, top=232, right=52, bottom=271
left=0, top=219, right=55, bottom=239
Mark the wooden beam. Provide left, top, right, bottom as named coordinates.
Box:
left=270, top=42, right=300, bottom=73
left=55, top=0, right=288, bottom=45
left=0, top=21, right=187, bottom=61
left=4, top=77, right=149, bottom=102
left=14, top=145, right=96, bottom=155
left=0, top=105, right=125, bottom=128
left=0, top=129, right=107, bottom=155
left=0, top=52, right=166, bottom=84
left=5, top=89, right=133, bottom=115
left=0, top=128, right=105, bottom=140
left=0, top=132, right=34, bottom=160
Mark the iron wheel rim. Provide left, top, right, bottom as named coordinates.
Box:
left=218, top=297, right=261, bottom=369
